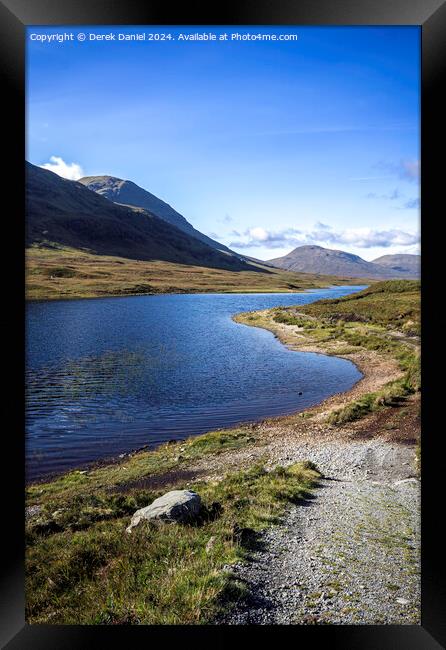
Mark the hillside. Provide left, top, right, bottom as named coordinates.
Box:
left=297, top=279, right=420, bottom=334
left=372, top=254, right=420, bottom=277
left=26, top=162, right=373, bottom=300
left=26, top=162, right=253, bottom=272
left=79, top=175, right=234, bottom=255
left=268, top=245, right=419, bottom=279
left=26, top=246, right=366, bottom=301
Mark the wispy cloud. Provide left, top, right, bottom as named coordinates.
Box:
left=366, top=188, right=402, bottom=201
left=349, top=176, right=394, bottom=181
left=244, top=123, right=415, bottom=138
left=229, top=223, right=419, bottom=251
left=400, top=159, right=420, bottom=182
left=374, top=159, right=420, bottom=183
left=39, top=156, right=84, bottom=180
left=404, top=198, right=420, bottom=209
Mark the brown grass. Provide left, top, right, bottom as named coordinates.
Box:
left=25, top=245, right=370, bottom=301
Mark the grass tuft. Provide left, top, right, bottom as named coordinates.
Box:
left=26, top=461, right=320, bottom=624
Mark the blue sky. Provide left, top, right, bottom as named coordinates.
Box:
left=26, top=26, right=420, bottom=261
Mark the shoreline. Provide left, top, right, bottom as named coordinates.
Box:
left=25, top=281, right=420, bottom=625
left=26, top=349, right=363, bottom=486
left=26, top=285, right=369, bottom=485
left=25, top=245, right=372, bottom=301
left=25, top=282, right=368, bottom=303
left=232, top=309, right=405, bottom=419
left=26, top=303, right=405, bottom=489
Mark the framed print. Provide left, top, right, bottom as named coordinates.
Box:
left=1, top=0, right=444, bottom=647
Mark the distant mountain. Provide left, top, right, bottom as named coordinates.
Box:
left=371, top=254, right=420, bottom=276
left=268, top=245, right=420, bottom=279
left=26, top=162, right=259, bottom=272
left=78, top=175, right=234, bottom=255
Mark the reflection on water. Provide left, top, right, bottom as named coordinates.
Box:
left=26, top=287, right=366, bottom=480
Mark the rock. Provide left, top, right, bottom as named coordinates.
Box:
left=205, top=536, right=216, bottom=553
left=126, top=490, right=201, bottom=532
left=393, top=478, right=418, bottom=487
left=396, top=597, right=409, bottom=605
left=25, top=504, right=42, bottom=520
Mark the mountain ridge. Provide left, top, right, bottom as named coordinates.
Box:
left=268, top=245, right=420, bottom=279
left=78, top=175, right=234, bottom=256
left=371, top=254, right=420, bottom=276
left=26, top=162, right=259, bottom=273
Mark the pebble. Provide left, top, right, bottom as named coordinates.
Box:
left=216, top=440, right=420, bottom=626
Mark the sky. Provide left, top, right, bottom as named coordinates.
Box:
left=26, top=26, right=420, bottom=261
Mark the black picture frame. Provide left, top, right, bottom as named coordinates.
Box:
left=1, top=0, right=444, bottom=647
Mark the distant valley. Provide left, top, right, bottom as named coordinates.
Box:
left=26, top=162, right=363, bottom=300
left=26, top=161, right=419, bottom=301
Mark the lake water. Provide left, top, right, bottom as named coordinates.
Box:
left=26, top=286, right=366, bottom=481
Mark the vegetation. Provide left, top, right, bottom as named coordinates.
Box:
left=26, top=461, right=319, bottom=624
left=25, top=245, right=370, bottom=301
left=270, top=280, right=421, bottom=425
left=327, top=377, right=415, bottom=425
left=299, top=280, right=420, bottom=334
left=26, top=427, right=257, bottom=504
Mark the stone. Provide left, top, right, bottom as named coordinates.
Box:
left=25, top=504, right=42, bottom=520
left=393, top=478, right=418, bottom=487
left=126, top=490, right=201, bottom=532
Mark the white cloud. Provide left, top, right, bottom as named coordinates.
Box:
left=39, top=156, right=84, bottom=181
left=229, top=223, right=419, bottom=251
left=248, top=227, right=271, bottom=242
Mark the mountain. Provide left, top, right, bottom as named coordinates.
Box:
left=26, top=162, right=259, bottom=272
left=78, top=175, right=233, bottom=255
left=371, top=254, right=420, bottom=276
left=268, top=245, right=420, bottom=279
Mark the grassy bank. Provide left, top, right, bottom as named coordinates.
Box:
left=26, top=451, right=319, bottom=623
left=25, top=245, right=370, bottom=301
left=237, top=280, right=420, bottom=426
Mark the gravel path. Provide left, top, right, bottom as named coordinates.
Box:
left=218, top=440, right=420, bottom=625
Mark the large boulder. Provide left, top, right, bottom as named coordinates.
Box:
left=126, top=490, right=201, bottom=532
